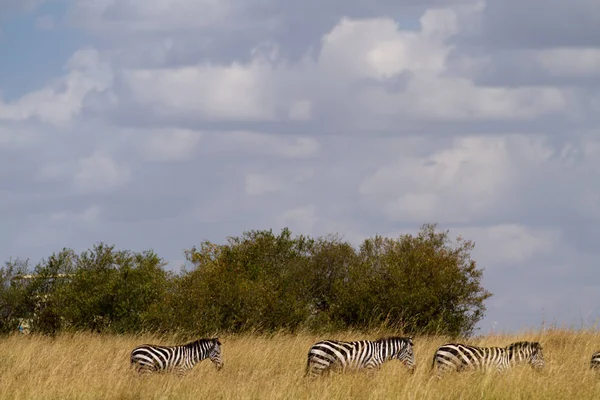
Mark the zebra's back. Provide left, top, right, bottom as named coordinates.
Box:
left=306, top=336, right=414, bottom=378
left=432, top=343, right=505, bottom=374
left=306, top=339, right=373, bottom=376
left=432, top=341, right=544, bottom=376
left=131, top=344, right=178, bottom=374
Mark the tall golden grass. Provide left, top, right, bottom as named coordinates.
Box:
left=1, top=329, right=600, bottom=399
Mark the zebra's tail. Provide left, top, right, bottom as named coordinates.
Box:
left=305, top=352, right=319, bottom=379
left=305, top=355, right=311, bottom=377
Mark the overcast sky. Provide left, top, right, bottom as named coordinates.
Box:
left=1, top=0, right=600, bottom=335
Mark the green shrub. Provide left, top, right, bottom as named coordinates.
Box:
left=0, top=224, right=492, bottom=337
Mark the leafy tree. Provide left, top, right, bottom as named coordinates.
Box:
left=1, top=224, right=492, bottom=337
left=178, top=229, right=315, bottom=334
left=58, top=243, right=171, bottom=333
left=0, top=258, right=31, bottom=334
left=336, top=223, right=491, bottom=336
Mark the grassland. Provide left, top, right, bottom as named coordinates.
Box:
left=1, top=329, right=600, bottom=399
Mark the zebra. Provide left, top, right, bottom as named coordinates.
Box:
left=305, top=336, right=415, bottom=378
left=432, top=341, right=545, bottom=377
left=590, top=351, right=600, bottom=370
left=130, top=337, right=223, bottom=376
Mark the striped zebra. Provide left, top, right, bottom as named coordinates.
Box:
left=590, top=351, right=600, bottom=370
left=130, top=337, right=223, bottom=376
left=432, top=341, right=544, bottom=376
left=305, top=336, right=415, bottom=378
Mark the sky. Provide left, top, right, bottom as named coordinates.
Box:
left=1, top=0, right=600, bottom=335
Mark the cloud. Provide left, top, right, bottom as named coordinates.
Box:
left=461, top=224, right=561, bottom=265
left=535, top=48, right=600, bottom=78
left=318, top=13, right=455, bottom=80
left=0, top=48, right=112, bottom=125
left=276, top=204, right=319, bottom=235
left=479, top=0, right=600, bottom=49
left=136, top=129, right=202, bottom=162
left=359, top=135, right=542, bottom=223
left=0, top=125, right=38, bottom=146
left=80, top=4, right=569, bottom=132
left=74, top=154, right=131, bottom=194
left=245, top=169, right=314, bottom=196
left=203, top=131, right=320, bottom=158
left=288, top=100, right=312, bottom=121
left=119, top=61, right=276, bottom=121
left=66, top=0, right=245, bottom=33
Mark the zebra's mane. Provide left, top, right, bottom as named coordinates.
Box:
left=184, top=337, right=220, bottom=349
left=375, top=336, right=413, bottom=345
left=506, top=341, right=541, bottom=351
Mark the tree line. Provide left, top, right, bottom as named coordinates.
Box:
left=0, top=223, right=492, bottom=337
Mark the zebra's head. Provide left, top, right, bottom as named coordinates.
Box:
left=399, top=337, right=416, bottom=373
left=507, top=341, right=545, bottom=369
left=528, top=342, right=545, bottom=369
left=209, top=337, right=224, bottom=371
left=380, top=336, right=415, bottom=373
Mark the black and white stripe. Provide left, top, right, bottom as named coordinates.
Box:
left=590, top=351, right=600, bottom=370
left=432, top=341, right=545, bottom=376
left=130, top=337, right=224, bottom=376
left=305, top=336, right=415, bottom=378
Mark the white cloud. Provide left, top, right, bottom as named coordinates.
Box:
left=245, top=173, right=282, bottom=196
left=312, top=7, right=566, bottom=121
left=66, top=0, right=239, bottom=33
left=137, top=129, right=202, bottom=162
left=122, top=60, right=275, bottom=121
left=536, top=48, right=600, bottom=77
left=405, top=75, right=566, bottom=119
left=49, top=205, right=102, bottom=224
left=74, top=154, right=131, bottom=193
left=275, top=204, right=318, bottom=234
left=0, top=48, right=112, bottom=125
left=91, top=4, right=567, bottom=127
left=288, top=100, right=312, bottom=121
left=245, top=169, right=313, bottom=196
left=360, top=135, right=523, bottom=223
left=462, top=224, right=561, bottom=265
left=0, top=126, right=37, bottom=146
left=206, top=131, right=320, bottom=158
left=319, top=13, right=455, bottom=81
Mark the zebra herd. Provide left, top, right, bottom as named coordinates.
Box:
left=129, top=336, right=600, bottom=378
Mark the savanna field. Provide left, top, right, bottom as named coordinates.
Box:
left=2, top=329, right=600, bottom=399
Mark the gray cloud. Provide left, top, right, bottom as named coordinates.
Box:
left=479, top=0, right=600, bottom=49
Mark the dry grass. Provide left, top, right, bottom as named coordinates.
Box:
left=1, top=329, right=600, bottom=399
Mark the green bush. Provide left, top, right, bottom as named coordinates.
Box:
left=179, top=224, right=491, bottom=336
left=0, top=224, right=492, bottom=337
left=0, top=258, right=32, bottom=334
left=0, top=244, right=172, bottom=335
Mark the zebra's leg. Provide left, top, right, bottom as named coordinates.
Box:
left=432, top=362, right=454, bottom=380
left=364, top=365, right=379, bottom=378
left=174, top=366, right=188, bottom=378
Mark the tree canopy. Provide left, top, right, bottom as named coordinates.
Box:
left=0, top=224, right=491, bottom=337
